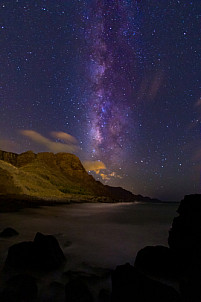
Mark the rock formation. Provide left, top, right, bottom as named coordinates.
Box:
left=5, top=232, right=65, bottom=271
left=127, top=194, right=201, bottom=301
left=168, top=194, right=201, bottom=262
left=111, top=263, right=180, bottom=302
left=0, top=227, right=19, bottom=238
left=65, top=279, right=93, bottom=302
left=134, top=245, right=179, bottom=277
left=0, top=274, right=38, bottom=302
left=0, top=149, right=158, bottom=204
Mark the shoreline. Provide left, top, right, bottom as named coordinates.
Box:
left=0, top=194, right=179, bottom=213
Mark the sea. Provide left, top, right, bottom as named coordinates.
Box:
left=0, top=202, right=178, bottom=269
left=0, top=202, right=179, bottom=300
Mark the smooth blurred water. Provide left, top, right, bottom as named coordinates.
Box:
left=0, top=202, right=178, bottom=270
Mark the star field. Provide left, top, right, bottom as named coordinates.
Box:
left=0, top=0, right=200, bottom=200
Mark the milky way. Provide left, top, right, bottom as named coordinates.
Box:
left=84, top=1, right=141, bottom=165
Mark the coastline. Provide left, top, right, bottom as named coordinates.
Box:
left=0, top=194, right=179, bottom=213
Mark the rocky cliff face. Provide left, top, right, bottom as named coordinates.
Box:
left=0, top=150, right=94, bottom=183
left=0, top=149, right=157, bottom=203
left=0, top=150, right=85, bottom=172
left=0, top=150, right=19, bottom=166
left=0, top=150, right=105, bottom=198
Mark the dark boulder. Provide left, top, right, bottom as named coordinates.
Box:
left=179, top=263, right=201, bottom=302
left=168, top=194, right=201, bottom=268
left=0, top=274, right=37, bottom=302
left=167, top=194, right=201, bottom=300
left=65, top=279, right=93, bottom=302
left=98, top=288, right=110, bottom=302
left=134, top=245, right=180, bottom=277
left=42, top=282, right=65, bottom=302
left=111, top=263, right=180, bottom=302
left=180, top=279, right=201, bottom=302
left=0, top=227, right=19, bottom=237
left=33, top=232, right=66, bottom=270
left=5, top=232, right=65, bottom=271
left=6, top=241, right=35, bottom=268
left=177, top=194, right=201, bottom=216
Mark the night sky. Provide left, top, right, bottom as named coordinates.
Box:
left=0, top=1, right=200, bottom=201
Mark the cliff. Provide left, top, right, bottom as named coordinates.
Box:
left=0, top=149, right=158, bottom=204
left=0, top=150, right=106, bottom=198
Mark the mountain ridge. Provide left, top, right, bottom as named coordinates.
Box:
left=0, top=150, right=160, bottom=206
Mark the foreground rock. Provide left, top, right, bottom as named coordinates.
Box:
left=98, top=288, right=110, bottom=302
left=5, top=232, right=65, bottom=271
left=42, top=282, right=65, bottom=302
left=0, top=274, right=37, bottom=302
left=111, top=263, right=180, bottom=302
left=168, top=194, right=201, bottom=300
left=65, top=279, right=93, bottom=302
left=134, top=245, right=180, bottom=277
left=127, top=194, right=201, bottom=301
left=168, top=194, right=201, bottom=269
left=0, top=227, right=19, bottom=237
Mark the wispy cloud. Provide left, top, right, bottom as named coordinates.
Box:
left=82, top=160, right=106, bottom=174
left=148, top=72, right=164, bottom=100
left=195, top=97, right=201, bottom=107
left=136, top=72, right=164, bottom=103
left=100, top=173, right=110, bottom=180
left=51, top=131, right=78, bottom=144
left=20, top=130, right=79, bottom=153
left=100, top=171, right=123, bottom=180
left=83, top=160, right=122, bottom=181
left=109, top=171, right=123, bottom=179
